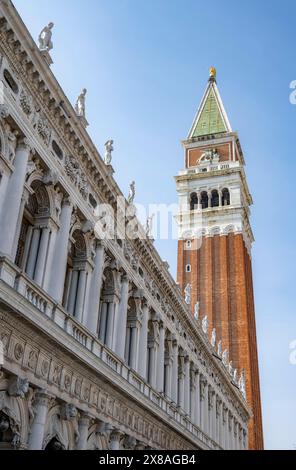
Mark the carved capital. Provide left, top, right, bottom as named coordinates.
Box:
left=34, top=389, right=54, bottom=408
left=78, top=412, right=92, bottom=427
left=17, top=137, right=34, bottom=154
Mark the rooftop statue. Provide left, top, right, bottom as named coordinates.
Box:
left=75, top=89, right=87, bottom=118
left=127, top=180, right=136, bottom=205
left=104, top=140, right=114, bottom=165
left=38, top=22, right=54, bottom=52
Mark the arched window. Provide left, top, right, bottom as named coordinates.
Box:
left=185, top=264, right=191, bottom=273
left=190, top=192, right=198, bottom=211
left=15, top=183, right=51, bottom=288
left=222, top=188, right=230, bottom=206
left=200, top=191, right=208, bottom=209
left=211, top=189, right=219, bottom=207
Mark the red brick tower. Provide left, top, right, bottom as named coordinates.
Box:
left=175, top=68, right=263, bottom=449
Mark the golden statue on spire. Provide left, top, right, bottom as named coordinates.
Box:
left=209, top=66, right=216, bottom=80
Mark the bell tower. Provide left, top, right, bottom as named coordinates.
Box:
left=175, top=68, right=264, bottom=449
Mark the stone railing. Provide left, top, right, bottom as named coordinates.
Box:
left=0, top=255, right=223, bottom=450
left=179, top=161, right=240, bottom=176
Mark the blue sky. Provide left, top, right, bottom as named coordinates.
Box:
left=13, top=0, right=296, bottom=449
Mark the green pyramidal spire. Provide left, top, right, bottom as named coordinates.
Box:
left=188, top=68, right=232, bottom=139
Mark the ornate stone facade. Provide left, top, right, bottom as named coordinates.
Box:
left=0, top=0, right=249, bottom=450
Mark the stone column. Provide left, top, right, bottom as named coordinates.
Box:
left=0, top=138, right=33, bottom=258
left=216, top=399, right=222, bottom=446
left=34, top=227, right=51, bottom=286
left=109, top=429, right=124, bottom=450
left=195, top=370, right=200, bottom=427
left=25, top=227, right=40, bottom=277
left=218, top=190, right=222, bottom=207
left=115, top=275, right=129, bottom=359
left=138, top=301, right=149, bottom=378
left=85, top=242, right=105, bottom=334
left=200, top=377, right=208, bottom=433
left=28, top=390, right=52, bottom=450
left=74, top=269, right=87, bottom=322
left=208, top=387, right=213, bottom=438
left=222, top=406, right=228, bottom=449
left=171, top=339, right=178, bottom=404
left=197, top=192, right=201, bottom=211
left=47, top=199, right=73, bottom=302
left=178, top=355, right=185, bottom=410
left=190, top=369, right=196, bottom=422
left=207, top=190, right=212, bottom=208
left=12, top=192, right=28, bottom=261
left=212, top=392, right=217, bottom=442
left=0, top=168, right=10, bottom=219
left=99, top=302, right=108, bottom=342
left=68, top=270, right=79, bottom=314
left=164, top=351, right=172, bottom=399
left=76, top=413, right=92, bottom=450
left=184, top=356, right=190, bottom=415
left=105, top=301, right=116, bottom=348
left=148, top=343, right=157, bottom=389
left=204, top=382, right=209, bottom=434
left=129, top=321, right=140, bottom=371
left=156, top=321, right=165, bottom=393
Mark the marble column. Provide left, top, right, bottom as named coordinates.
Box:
left=0, top=138, right=33, bottom=258
left=207, top=190, right=212, bottom=208
left=164, top=354, right=172, bottom=399
left=137, top=301, right=149, bottom=378
left=148, top=341, right=157, bottom=389
left=212, top=392, right=217, bottom=442
left=156, top=321, right=165, bottom=393
left=194, top=370, right=200, bottom=427
left=223, top=406, right=228, bottom=449
left=105, top=301, right=116, bottom=349
left=77, top=413, right=92, bottom=450
left=178, top=356, right=185, bottom=410
left=74, top=269, right=87, bottom=322
left=47, top=199, right=73, bottom=302
left=204, top=382, right=209, bottom=435
left=67, top=270, right=79, bottom=315
left=219, top=190, right=222, bottom=207
left=0, top=168, right=10, bottom=219
left=200, top=378, right=208, bottom=433
left=12, top=192, right=28, bottom=261
left=99, top=302, right=108, bottom=342
left=129, top=322, right=140, bottom=371
left=28, top=390, right=52, bottom=450
left=171, top=340, right=178, bottom=404
left=34, top=227, right=51, bottom=287
left=115, top=275, right=129, bottom=359
left=85, top=242, right=105, bottom=334
left=190, top=369, right=196, bottom=422
left=25, top=227, right=40, bottom=278
left=184, top=356, right=190, bottom=415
